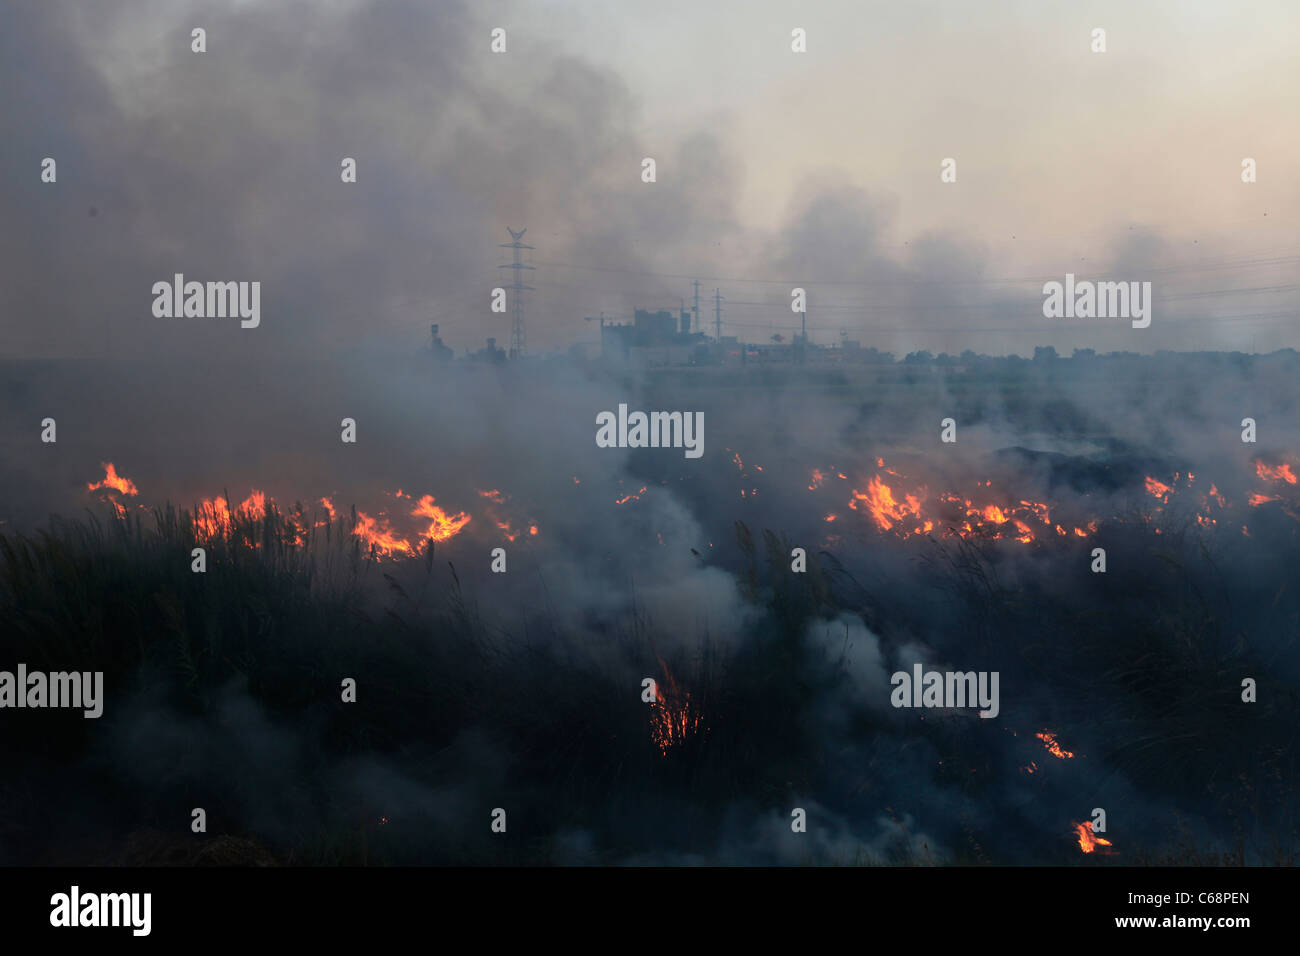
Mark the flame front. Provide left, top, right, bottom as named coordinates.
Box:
left=809, top=455, right=1300, bottom=544
left=840, top=462, right=1061, bottom=542
left=194, top=491, right=269, bottom=544
left=86, top=465, right=480, bottom=559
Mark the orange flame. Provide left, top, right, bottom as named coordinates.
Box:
left=87, top=462, right=139, bottom=497
left=1144, top=476, right=1171, bottom=499
left=1256, top=461, right=1297, bottom=484
left=840, top=462, right=1059, bottom=542
left=850, top=474, right=927, bottom=533
left=412, top=494, right=471, bottom=543
left=194, top=491, right=269, bottom=543
left=352, top=511, right=414, bottom=557
left=1074, top=822, right=1114, bottom=854
left=87, top=466, right=475, bottom=557
left=650, top=660, right=704, bottom=756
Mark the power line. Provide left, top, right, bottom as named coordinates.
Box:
left=499, top=227, right=535, bottom=358
left=529, top=250, right=1300, bottom=289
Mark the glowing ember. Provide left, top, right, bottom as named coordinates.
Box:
left=650, top=660, right=704, bottom=756
left=614, top=486, right=647, bottom=505
left=1035, top=731, right=1075, bottom=759
left=473, top=487, right=539, bottom=543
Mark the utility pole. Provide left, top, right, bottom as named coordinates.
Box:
left=499, top=227, right=535, bottom=359
left=800, top=296, right=807, bottom=364
left=693, top=279, right=700, bottom=334
left=714, top=288, right=723, bottom=341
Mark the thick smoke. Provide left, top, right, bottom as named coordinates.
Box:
left=1, top=0, right=1297, bottom=865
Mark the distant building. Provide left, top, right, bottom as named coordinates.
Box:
left=598, top=308, right=708, bottom=365
left=430, top=324, right=453, bottom=362
left=472, top=336, right=507, bottom=364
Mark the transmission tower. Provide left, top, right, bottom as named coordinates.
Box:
left=713, top=288, right=724, bottom=341
left=499, top=227, right=535, bottom=359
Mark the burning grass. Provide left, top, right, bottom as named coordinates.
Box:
left=85, top=462, right=486, bottom=559
left=0, top=459, right=1296, bottom=865
left=807, top=454, right=1300, bottom=545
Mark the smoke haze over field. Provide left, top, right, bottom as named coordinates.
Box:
left=2, top=0, right=1297, bottom=362
left=3, top=350, right=1298, bottom=863
left=1, top=1, right=1298, bottom=867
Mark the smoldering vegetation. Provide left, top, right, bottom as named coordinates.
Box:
left=2, top=0, right=1297, bottom=865
left=0, top=350, right=1296, bottom=865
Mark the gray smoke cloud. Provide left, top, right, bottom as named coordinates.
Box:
left=2, top=0, right=1296, bottom=866
left=5, top=1, right=1295, bottom=364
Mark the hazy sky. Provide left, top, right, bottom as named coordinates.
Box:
left=2, top=0, right=1296, bottom=358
